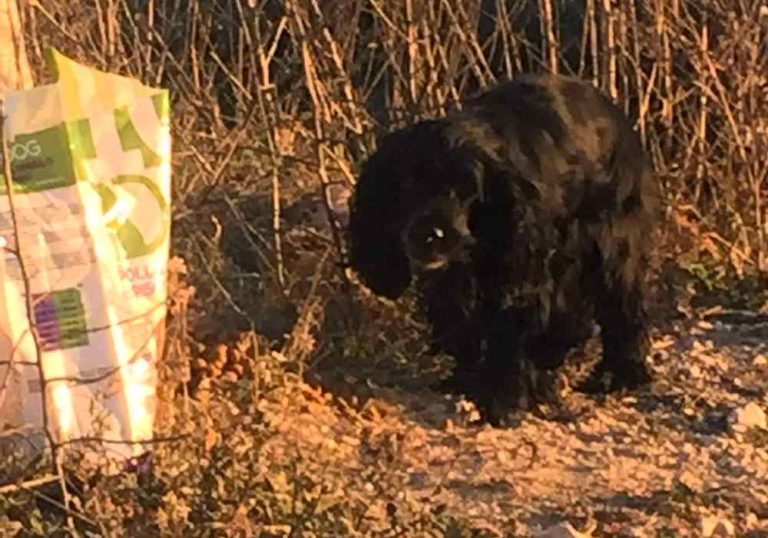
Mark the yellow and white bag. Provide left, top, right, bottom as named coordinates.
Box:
left=0, top=49, right=171, bottom=464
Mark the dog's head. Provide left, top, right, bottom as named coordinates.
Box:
left=347, top=120, right=482, bottom=299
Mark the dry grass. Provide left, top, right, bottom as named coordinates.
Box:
left=2, top=0, right=768, bottom=536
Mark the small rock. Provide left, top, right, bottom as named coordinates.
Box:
left=538, top=522, right=594, bottom=538
left=690, top=364, right=702, bottom=378
left=731, top=424, right=748, bottom=435
left=700, top=515, right=735, bottom=537
left=745, top=512, right=759, bottom=528
left=731, top=402, right=767, bottom=430
left=754, top=354, right=767, bottom=366
left=425, top=402, right=449, bottom=416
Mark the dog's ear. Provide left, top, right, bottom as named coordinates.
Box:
left=347, top=139, right=413, bottom=299
left=348, top=223, right=412, bottom=299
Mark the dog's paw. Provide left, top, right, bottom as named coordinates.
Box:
left=477, top=397, right=522, bottom=427
left=475, top=381, right=537, bottom=427
left=576, top=360, right=651, bottom=394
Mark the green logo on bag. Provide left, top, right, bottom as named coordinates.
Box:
left=115, top=105, right=163, bottom=169
left=0, top=123, right=79, bottom=193
left=84, top=91, right=170, bottom=259
left=1, top=89, right=170, bottom=259
left=102, top=94, right=170, bottom=258
left=94, top=174, right=169, bottom=259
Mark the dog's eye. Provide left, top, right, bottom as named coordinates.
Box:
left=425, top=227, right=445, bottom=244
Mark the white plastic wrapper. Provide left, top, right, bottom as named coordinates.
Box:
left=0, top=49, right=171, bottom=464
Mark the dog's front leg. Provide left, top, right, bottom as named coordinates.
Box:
left=473, top=307, right=548, bottom=426
left=579, top=275, right=652, bottom=394
left=430, top=335, right=483, bottom=395
left=423, top=266, right=484, bottom=395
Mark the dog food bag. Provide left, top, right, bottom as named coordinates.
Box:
left=0, top=49, right=171, bottom=466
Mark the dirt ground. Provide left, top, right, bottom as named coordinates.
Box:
left=255, top=311, right=768, bottom=537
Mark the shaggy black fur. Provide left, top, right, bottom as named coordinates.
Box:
left=347, top=73, right=660, bottom=425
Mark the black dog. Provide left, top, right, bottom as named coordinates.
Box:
left=347, top=73, right=660, bottom=425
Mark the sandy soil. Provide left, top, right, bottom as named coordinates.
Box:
left=256, top=313, right=768, bottom=537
